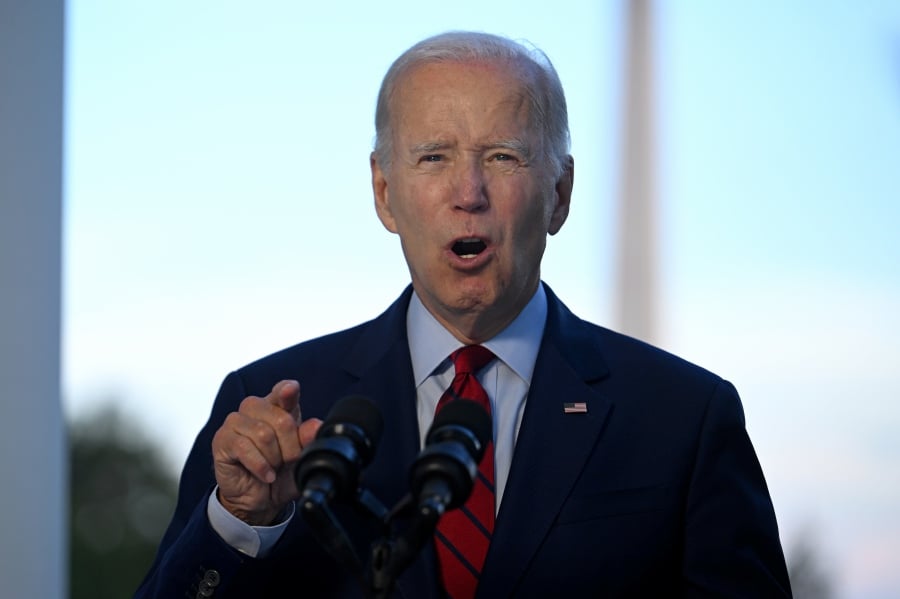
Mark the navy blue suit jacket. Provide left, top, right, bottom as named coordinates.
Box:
left=137, top=285, right=791, bottom=597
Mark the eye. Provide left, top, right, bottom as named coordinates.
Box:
left=420, top=154, right=444, bottom=163
left=488, top=152, right=522, bottom=166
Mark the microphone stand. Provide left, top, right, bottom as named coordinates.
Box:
left=369, top=495, right=443, bottom=599
left=298, top=489, right=368, bottom=592
left=299, top=485, right=445, bottom=599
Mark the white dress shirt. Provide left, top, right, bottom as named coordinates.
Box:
left=208, top=286, right=547, bottom=556
left=406, top=286, right=546, bottom=510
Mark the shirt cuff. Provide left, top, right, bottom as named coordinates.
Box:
left=206, top=487, right=294, bottom=558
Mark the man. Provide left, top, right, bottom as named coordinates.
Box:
left=137, top=31, right=791, bottom=598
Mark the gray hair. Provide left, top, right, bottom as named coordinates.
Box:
left=373, top=31, right=571, bottom=178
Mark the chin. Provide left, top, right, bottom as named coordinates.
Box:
left=430, top=285, right=491, bottom=316
left=447, top=292, right=492, bottom=314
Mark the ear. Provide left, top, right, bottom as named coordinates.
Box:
left=547, top=155, right=574, bottom=235
left=371, top=153, right=398, bottom=233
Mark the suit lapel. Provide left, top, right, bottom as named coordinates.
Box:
left=340, top=287, right=419, bottom=506
left=338, top=287, right=442, bottom=599
left=478, top=288, right=614, bottom=596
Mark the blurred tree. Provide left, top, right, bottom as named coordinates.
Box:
left=787, top=526, right=837, bottom=599
left=69, top=403, right=177, bottom=599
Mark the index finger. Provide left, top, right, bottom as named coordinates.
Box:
left=267, top=379, right=301, bottom=421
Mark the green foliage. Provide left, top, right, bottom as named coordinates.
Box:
left=69, top=404, right=177, bottom=599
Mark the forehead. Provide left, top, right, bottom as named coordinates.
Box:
left=390, top=59, right=536, bottom=136
left=398, top=57, right=530, bottom=90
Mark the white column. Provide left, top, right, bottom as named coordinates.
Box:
left=0, top=0, right=66, bottom=597
left=615, top=0, right=659, bottom=344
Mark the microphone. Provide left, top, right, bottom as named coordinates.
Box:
left=409, top=399, right=492, bottom=515
left=294, top=395, right=384, bottom=507
left=368, top=399, right=491, bottom=594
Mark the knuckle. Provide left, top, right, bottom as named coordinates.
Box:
left=272, top=411, right=297, bottom=432
left=211, top=427, right=227, bottom=449
left=234, top=435, right=255, bottom=455
left=222, top=411, right=242, bottom=428
left=213, top=417, right=240, bottom=450
left=251, top=421, right=276, bottom=445
left=239, top=396, right=261, bottom=411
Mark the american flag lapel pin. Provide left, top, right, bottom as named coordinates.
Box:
left=563, top=401, right=588, bottom=414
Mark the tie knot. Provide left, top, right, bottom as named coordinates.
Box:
left=450, top=345, right=495, bottom=375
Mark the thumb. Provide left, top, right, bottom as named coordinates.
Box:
left=299, top=418, right=323, bottom=449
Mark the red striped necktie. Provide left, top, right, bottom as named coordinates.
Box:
left=434, top=345, right=496, bottom=599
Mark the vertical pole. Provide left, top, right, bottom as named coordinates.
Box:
left=615, top=0, right=659, bottom=343
left=0, top=0, right=67, bottom=596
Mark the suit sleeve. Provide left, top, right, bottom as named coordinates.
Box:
left=134, top=371, right=260, bottom=598
left=682, top=380, right=792, bottom=597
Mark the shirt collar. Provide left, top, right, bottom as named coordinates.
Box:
left=407, top=285, right=548, bottom=386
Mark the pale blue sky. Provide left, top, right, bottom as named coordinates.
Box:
left=64, top=2, right=900, bottom=596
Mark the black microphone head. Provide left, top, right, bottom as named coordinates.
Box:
left=410, top=399, right=492, bottom=512
left=427, top=399, right=491, bottom=459
left=318, top=395, right=384, bottom=465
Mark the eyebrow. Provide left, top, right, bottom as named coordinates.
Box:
left=409, top=141, right=449, bottom=154
left=408, top=138, right=532, bottom=155
left=483, top=138, right=531, bottom=156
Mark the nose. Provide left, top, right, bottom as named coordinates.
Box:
left=453, top=161, right=488, bottom=213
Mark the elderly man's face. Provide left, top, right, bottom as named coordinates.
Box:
left=372, top=59, right=572, bottom=341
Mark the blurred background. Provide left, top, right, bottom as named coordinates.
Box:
left=4, top=0, right=900, bottom=597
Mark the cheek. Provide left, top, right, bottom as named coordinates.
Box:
left=388, top=189, right=423, bottom=232
left=395, top=179, right=442, bottom=219
left=516, top=208, right=552, bottom=263
left=512, top=195, right=552, bottom=240
left=392, top=196, right=439, bottom=255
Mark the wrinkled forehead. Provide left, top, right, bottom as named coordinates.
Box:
left=390, top=58, right=542, bottom=130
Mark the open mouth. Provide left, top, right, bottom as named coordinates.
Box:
left=451, top=238, right=487, bottom=259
